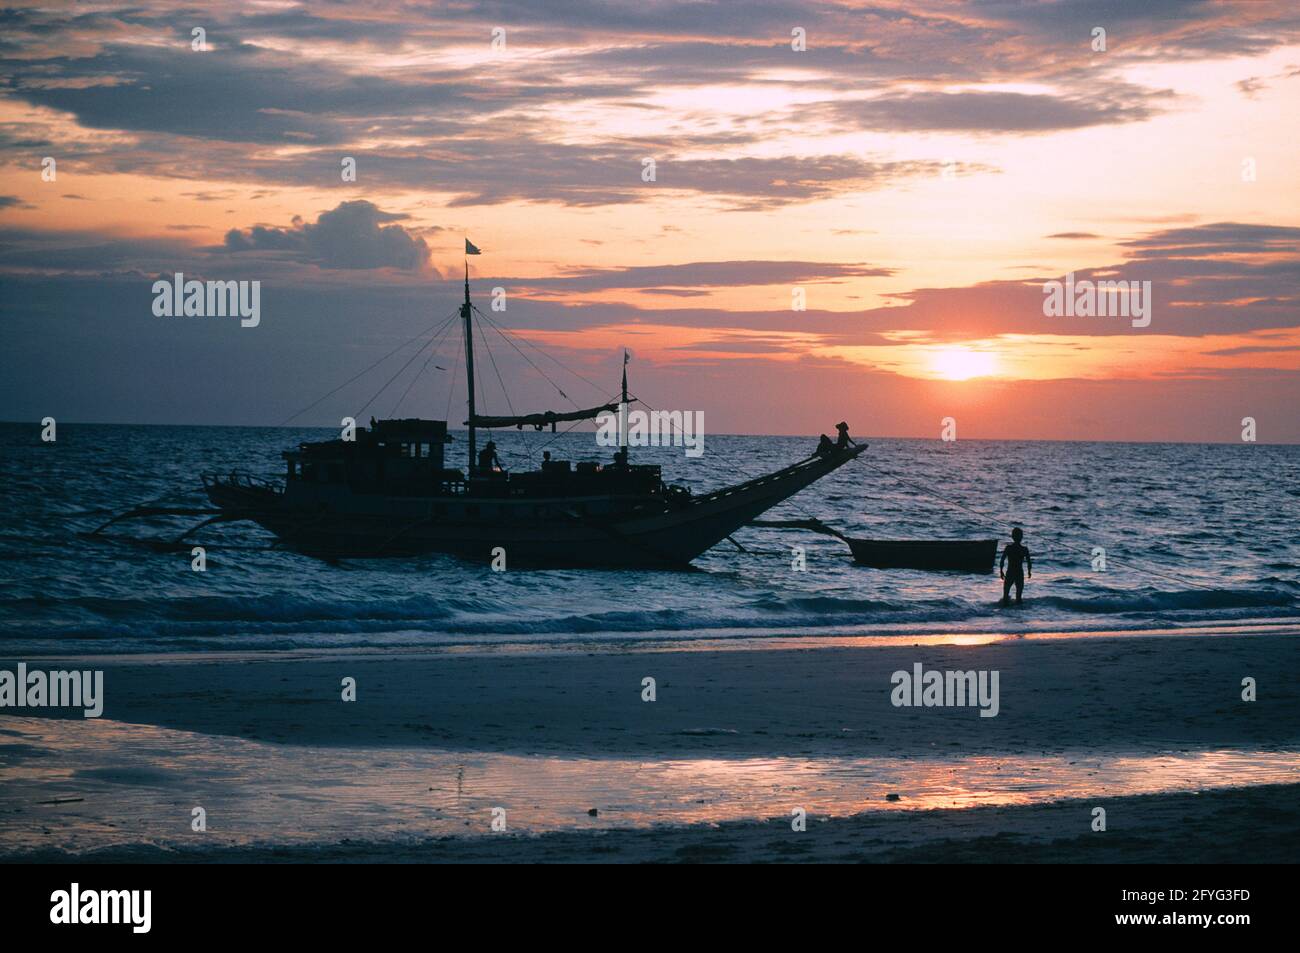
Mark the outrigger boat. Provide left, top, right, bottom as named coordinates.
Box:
left=748, top=519, right=997, bottom=572
left=101, top=253, right=865, bottom=568
left=845, top=537, right=997, bottom=572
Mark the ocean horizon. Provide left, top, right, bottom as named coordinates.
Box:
left=6, top=419, right=1298, bottom=446
left=2, top=422, right=1296, bottom=656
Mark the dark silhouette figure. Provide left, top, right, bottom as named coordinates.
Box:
left=835, top=421, right=854, bottom=449
left=815, top=434, right=835, bottom=456
left=477, top=440, right=502, bottom=473
left=999, top=527, right=1032, bottom=605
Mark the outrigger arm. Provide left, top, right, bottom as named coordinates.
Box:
left=91, top=506, right=224, bottom=535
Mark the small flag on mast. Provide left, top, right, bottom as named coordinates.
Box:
left=465, top=239, right=482, bottom=255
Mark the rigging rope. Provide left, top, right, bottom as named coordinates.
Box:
left=476, top=314, right=516, bottom=418
left=507, top=387, right=625, bottom=464
left=443, top=325, right=463, bottom=423
left=473, top=305, right=582, bottom=406
left=389, top=315, right=458, bottom=418
left=474, top=320, right=488, bottom=423
left=276, top=311, right=457, bottom=426
left=474, top=304, right=608, bottom=393
left=354, top=312, right=459, bottom=419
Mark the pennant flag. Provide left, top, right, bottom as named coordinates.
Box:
left=465, top=239, right=482, bottom=255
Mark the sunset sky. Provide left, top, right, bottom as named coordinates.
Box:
left=2, top=0, right=1298, bottom=441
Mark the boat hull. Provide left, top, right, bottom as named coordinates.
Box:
left=205, top=447, right=866, bottom=568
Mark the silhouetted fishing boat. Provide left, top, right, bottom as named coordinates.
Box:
left=99, top=246, right=865, bottom=567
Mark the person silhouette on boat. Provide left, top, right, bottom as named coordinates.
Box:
left=815, top=423, right=854, bottom=457
left=835, top=421, right=855, bottom=449
left=999, top=527, right=1032, bottom=605
left=477, top=440, right=503, bottom=474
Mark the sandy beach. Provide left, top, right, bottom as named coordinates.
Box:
left=3, top=626, right=1298, bottom=862
left=6, top=627, right=1300, bottom=756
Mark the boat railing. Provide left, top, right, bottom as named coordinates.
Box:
left=201, top=471, right=284, bottom=493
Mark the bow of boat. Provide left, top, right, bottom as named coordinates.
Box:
left=607, top=444, right=867, bottom=565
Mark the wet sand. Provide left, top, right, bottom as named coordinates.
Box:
left=7, top=628, right=1297, bottom=756
left=12, top=783, right=1300, bottom=864
left=2, top=627, right=1298, bottom=862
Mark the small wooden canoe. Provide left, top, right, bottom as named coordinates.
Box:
left=847, top=538, right=997, bottom=572
left=746, top=520, right=998, bottom=573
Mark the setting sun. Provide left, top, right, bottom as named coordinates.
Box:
left=930, top=347, right=999, bottom=381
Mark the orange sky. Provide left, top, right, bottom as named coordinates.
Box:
left=1, top=1, right=1298, bottom=440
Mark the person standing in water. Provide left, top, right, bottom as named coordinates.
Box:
left=999, top=527, right=1032, bottom=605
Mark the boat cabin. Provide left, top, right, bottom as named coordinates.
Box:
left=284, top=419, right=459, bottom=496
left=283, top=417, right=664, bottom=500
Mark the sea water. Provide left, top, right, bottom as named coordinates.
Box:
left=1, top=423, right=1297, bottom=655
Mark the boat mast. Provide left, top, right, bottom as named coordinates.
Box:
left=620, top=350, right=629, bottom=465
left=462, top=258, right=476, bottom=473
